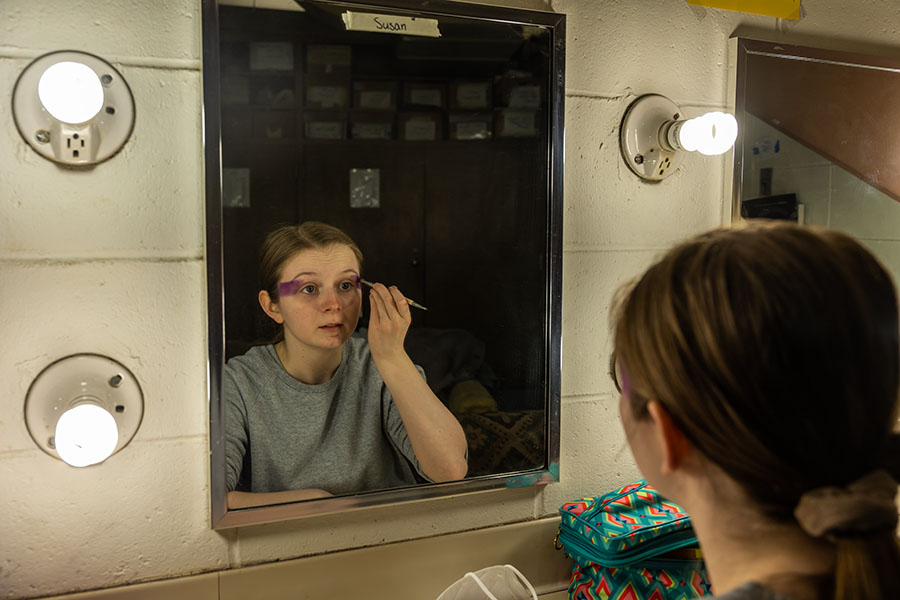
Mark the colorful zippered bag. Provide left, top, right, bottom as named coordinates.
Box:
left=557, top=480, right=713, bottom=600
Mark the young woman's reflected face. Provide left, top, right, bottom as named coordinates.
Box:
left=273, top=244, right=362, bottom=352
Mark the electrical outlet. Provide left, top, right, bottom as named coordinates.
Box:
left=656, top=155, right=673, bottom=178
left=50, top=121, right=97, bottom=164
left=65, top=131, right=87, bottom=160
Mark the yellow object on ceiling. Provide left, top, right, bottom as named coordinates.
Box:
left=687, top=0, right=802, bottom=20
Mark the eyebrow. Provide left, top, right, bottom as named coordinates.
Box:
left=287, top=268, right=359, bottom=281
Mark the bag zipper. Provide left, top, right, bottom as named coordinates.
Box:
left=558, top=525, right=699, bottom=567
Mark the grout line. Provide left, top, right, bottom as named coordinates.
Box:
left=850, top=237, right=900, bottom=244
left=229, top=531, right=243, bottom=570
left=0, top=434, right=208, bottom=459
left=113, top=57, right=202, bottom=71
left=676, top=100, right=731, bottom=109
left=0, top=48, right=201, bottom=71
left=566, top=88, right=728, bottom=109
left=0, top=254, right=204, bottom=265
left=563, top=392, right=616, bottom=404
left=566, top=89, right=627, bottom=100
left=130, top=434, right=208, bottom=444
left=0, top=448, right=41, bottom=459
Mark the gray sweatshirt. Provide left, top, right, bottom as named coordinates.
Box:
left=224, top=337, right=429, bottom=494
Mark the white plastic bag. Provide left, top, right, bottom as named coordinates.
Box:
left=435, top=564, right=538, bottom=600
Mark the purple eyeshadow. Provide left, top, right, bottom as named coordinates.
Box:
left=620, top=367, right=632, bottom=399
left=278, top=276, right=360, bottom=297
left=278, top=280, right=303, bottom=296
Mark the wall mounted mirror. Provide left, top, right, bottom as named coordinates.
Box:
left=731, top=38, right=900, bottom=285
left=203, top=0, right=565, bottom=528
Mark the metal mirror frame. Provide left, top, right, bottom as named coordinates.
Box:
left=202, top=0, right=565, bottom=529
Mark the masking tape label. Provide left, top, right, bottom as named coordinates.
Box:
left=342, top=11, right=441, bottom=38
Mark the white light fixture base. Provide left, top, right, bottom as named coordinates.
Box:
left=619, top=94, right=684, bottom=181
left=24, top=354, right=144, bottom=465
left=12, top=50, right=135, bottom=166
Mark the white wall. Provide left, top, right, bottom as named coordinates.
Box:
left=2, top=0, right=899, bottom=597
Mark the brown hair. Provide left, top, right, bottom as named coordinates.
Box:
left=612, top=221, right=900, bottom=600
left=258, top=222, right=363, bottom=340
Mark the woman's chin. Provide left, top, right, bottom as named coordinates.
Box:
left=314, top=328, right=349, bottom=347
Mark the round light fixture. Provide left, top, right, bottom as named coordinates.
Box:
left=24, top=354, right=144, bottom=467
left=37, top=61, right=105, bottom=124
left=12, top=50, right=136, bottom=166
left=620, top=94, right=738, bottom=181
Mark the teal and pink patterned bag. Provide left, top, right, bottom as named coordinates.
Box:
left=557, top=480, right=713, bottom=600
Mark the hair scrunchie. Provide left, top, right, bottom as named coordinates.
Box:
left=794, top=470, right=899, bottom=539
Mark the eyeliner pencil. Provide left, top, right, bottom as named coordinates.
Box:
left=360, top=278, right=428, bottom=311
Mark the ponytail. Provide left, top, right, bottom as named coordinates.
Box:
left=834, top=534, right=900, bottom=600
left=794, top=444, right=900, bottom=600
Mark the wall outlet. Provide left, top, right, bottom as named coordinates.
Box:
left=50, top=122, right=99, bottom=165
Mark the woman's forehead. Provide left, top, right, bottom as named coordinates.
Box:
left=281, top=245, right=359, bottom=279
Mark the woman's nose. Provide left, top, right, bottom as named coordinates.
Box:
left=319, top=287, right=341, bottom=310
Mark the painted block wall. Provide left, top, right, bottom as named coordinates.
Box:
left=743, top=114, right=900, bottom=283
left=2, top=0, right=900, bottom=598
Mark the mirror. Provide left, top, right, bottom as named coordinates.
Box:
left=203, top=0, right=565, bottom=528
left=731, top=38, right=900, bottom=285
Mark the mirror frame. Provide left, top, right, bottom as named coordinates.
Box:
left=202, top=0, right=565, bottom=528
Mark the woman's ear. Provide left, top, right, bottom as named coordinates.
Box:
left=258, top=290, right=284, bottom=324
left=646, top=401, right=693, bottom=475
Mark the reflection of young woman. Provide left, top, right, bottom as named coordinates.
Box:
left=611, top=222, right=900, bottom=600
left=224, top=222, right=467, bottom=509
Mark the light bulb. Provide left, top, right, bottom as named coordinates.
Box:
left=38, top=61, right=104, bottom=124
left=675, top=111, right=738, bottom=156
left=55, top=403, right=118, bottom=467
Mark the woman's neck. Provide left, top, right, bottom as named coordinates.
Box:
left=275, top=339, right=343, bottom=385
left=680, top=477, right=834, bottom=599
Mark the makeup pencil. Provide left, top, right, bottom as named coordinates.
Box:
left=360, top=278, right=428, bottom=311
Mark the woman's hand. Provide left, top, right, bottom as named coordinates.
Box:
left=366, top=281, right=468, bottom=482
left=367, top=281, right=412, bottom=368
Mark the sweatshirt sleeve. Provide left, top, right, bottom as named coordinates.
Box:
left=223, top=365, right=250, bottom=492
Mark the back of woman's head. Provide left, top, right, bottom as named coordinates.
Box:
left=612, top=221, right=900, bottom=600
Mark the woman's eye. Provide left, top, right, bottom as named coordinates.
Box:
left=339, top=280, right=355, bottom=292
left=301, top=284, right=317, bottom=295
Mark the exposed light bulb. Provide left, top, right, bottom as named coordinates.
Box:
left=38, top=61, right=104, bottom=124
left=673, top=111, right=738, bottom=156
left=55, top=403, right=119, bottom=467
